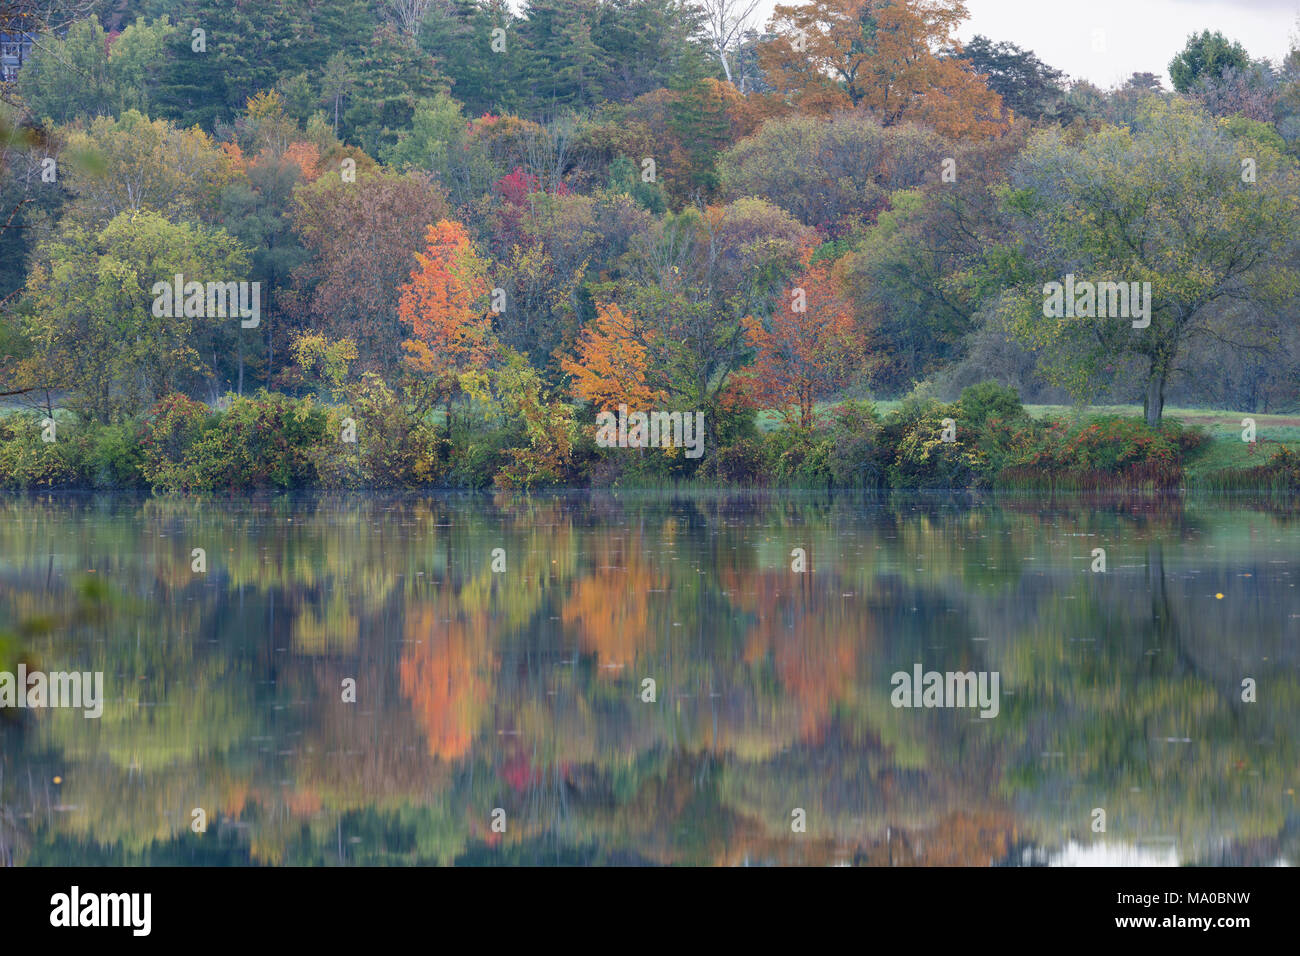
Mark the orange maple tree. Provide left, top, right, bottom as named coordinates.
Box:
left=742, top=259, right=863, bottom=427
left=760, top=0, right=1005, bottom=138
left=398, top=220, right=496, bottom=403
left=560, top=301, right=668, bottom=412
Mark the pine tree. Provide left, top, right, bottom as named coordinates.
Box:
left=519, top=0, right=608, bottom=113
left=420, top=0, right=526, bottom=117
left=344, top=25, right=450, bottom=155
left=667, top=57, right=734, bottom=197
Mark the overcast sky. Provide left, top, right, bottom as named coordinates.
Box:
left=727, top=0, right=1300, bottom=88
left=957, top=0, right=1300, bottom=87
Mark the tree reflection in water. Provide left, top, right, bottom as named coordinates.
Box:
left=1, top=491, right=1296, bottom=866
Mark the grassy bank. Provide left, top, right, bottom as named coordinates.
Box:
left=1, top=386, right=1297, bottom=493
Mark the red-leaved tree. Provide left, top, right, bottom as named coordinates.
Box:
left=742, top=259, right=864, bottom=427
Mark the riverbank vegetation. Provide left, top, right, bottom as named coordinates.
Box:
left=3, top=380, right=1299, bottom=491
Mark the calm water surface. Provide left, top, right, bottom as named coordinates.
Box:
left=1, top=491, right=1296, bottom=865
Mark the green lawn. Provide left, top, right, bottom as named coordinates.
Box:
left=759, top=401, right=1300, bottom=480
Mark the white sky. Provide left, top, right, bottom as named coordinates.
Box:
left=696, top=0, right=1300, bottom=89
left=956, top=0, right=1300, bottom=88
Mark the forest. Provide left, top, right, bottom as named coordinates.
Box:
left=2, top=0, right=1299, bottom=491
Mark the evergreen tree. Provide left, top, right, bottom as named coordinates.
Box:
left=420, top=0, right=526, bottom=117
left=344, top=25, right=451, bottom=156
left=667, top=58, right=733, bottom=197
left=594, top=0, right=710, bottom=102
left=955, top=36, right=1068, bottom=123
left=519, top=0, right=609, bottom=113
left=149, top=0, right=375, bottom=131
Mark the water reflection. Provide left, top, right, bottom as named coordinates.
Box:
left=1, top=492, right=1297, bottom=866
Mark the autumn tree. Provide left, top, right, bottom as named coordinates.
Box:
left=742, top=258, right=863, bottom=426
left=759, top=0, right=1005, bottom=139
left=215, top=101, right=321, bottom=391
left=718, top=111, right=945, bottom=232
left=1190, top=64, right=1279, bottom=124
left=398, top=219, right=497, bottom=428
left=490, top=241, right=583, bottom=370
left=61, top=110, right=234, bottom=228
left=290, top=167, right=450, bottom=373
left=492, top=189, right=650, bottom=371
left=560, top=300, right=668, bottom=411
left=290, top=331, right=358, bottom=400
left=23, top=210, right=252, bottom=422
left=838, top=125, right=1029, bottom=393
left=580, top=198, right=809, bottom=414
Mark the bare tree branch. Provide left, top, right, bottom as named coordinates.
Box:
left=380, top=0, right=438, bottom=39
left=695, top=0, right=761, bottom=87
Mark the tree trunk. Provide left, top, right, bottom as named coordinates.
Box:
left=1143, top=360, right=1167, bottom=427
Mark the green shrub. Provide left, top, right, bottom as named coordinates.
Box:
left=490, top=357, right=582, bottom=489
left=138, top=394, right=215, bottom=489
left=761, top=425, right=833, bottom=486
left=1060, top=417, right=1179, bottom=474
left=1156, top=417, right=1210, bottom=455
left=79, top=421, right=147, bottom=488
left=448, top=427, right=513, bottom=489
left=958, top=381, right=1028, bottom=429
left=580, top=413, right=706, bottom=487
left=827, top=400, right=887, bottom=488
left=0, top=414, right=79, bottom=489
left=140, top=391, right=330, bottom=491
left=704, top=438, right=767, bottom=485
left=998, top=416, right=1182, bottom=489
left=314, top=374, right=446, bottom=488
left=885, top=400, right=991, bottom=489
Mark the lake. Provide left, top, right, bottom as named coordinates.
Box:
left=1, top=491, right=1296, bottom=866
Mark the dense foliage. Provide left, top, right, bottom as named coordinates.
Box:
left=2, top=0, right=1299, bottom=490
